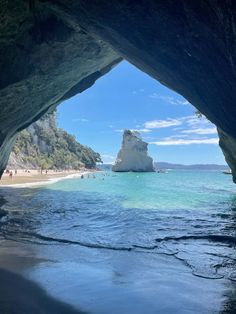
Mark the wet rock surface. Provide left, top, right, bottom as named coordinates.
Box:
left=218, top=128, right=236, bottom=183
left=0, top=209, right=7, bottom=219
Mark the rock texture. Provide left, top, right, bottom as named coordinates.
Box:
left=112, top=130, right=154, bottom=172
left=0, top=1, right=236, bottom=179
left=0, top=0, right=121, bottom=176
left=8, top=111, right=101, bottom=170
left=218, top=128, right=236, bottom=183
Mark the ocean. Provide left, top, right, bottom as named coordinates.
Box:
left=0, top=170, right=236, bottom=313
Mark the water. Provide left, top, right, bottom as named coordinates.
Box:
left=1, top=170, right=236, bottom=313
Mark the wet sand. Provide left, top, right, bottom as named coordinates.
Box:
left=0, top=266, right=85, bottom=314
left=0, top=239, right=234, bottom=314
left=0, top=171, right=97, bottom=313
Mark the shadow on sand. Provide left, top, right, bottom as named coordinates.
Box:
left=0, top=268, right=87, bottom=314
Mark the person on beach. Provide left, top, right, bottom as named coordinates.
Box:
left=9, top=171, right=13, bottom=179
left=81, top=174, right=84, bottom=179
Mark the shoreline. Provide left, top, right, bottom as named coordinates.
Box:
left=0, top=169, right=234, bottom=314
left=0, top=169, right=99, bottom=188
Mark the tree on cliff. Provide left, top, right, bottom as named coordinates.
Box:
left=9, top=111, right=102, bottom=170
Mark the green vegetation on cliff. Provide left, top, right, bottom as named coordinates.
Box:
left=9, top=111, right=101, bottom=170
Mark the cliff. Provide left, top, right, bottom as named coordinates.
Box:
left=112, top=130, right=154, bottom=172
left=8, top=111, right=101, bottom=170
left=0, top=2, right=236, bottom=180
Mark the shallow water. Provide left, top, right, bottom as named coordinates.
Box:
left=0, top=170, right=236, bottom=313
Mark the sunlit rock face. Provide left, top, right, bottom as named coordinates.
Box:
left=0, top=1, right=236, bottom=179
left=112, top=130, right=154, bottom=172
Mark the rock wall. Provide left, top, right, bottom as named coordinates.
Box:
left=0, top=0, right=121, bottom=175
left=0, top=1, right=236, bottom=179
left=112, top=130, right=154, bottom=172
left=218, top=128, right=236, bottom=183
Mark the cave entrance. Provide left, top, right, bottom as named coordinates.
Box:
left=57, top=61, right=225, bottom=168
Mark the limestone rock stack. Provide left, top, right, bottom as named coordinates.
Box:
left=112, top=130, right=155, bottom=172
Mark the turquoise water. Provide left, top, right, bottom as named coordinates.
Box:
left=51, top=170, right=236, bottom=210
left=1, top=170, right=236, bottom=313
left=2, top=170, right=236, bottom=267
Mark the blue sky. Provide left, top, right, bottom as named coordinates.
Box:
left=58, top=61, right=226, bottom=165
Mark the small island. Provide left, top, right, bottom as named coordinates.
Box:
left=112, top=129, right=155, bottom=172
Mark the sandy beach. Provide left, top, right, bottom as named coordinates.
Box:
left=0, top=169, right=98, bottom=187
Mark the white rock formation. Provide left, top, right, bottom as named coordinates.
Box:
left=112, top=130, right=155, bottom=172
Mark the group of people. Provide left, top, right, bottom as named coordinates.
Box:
left=81, top=173, right=96, bottom=179
left=80, top=172, right=115, bottom=180
left=5, top=169, right=17, bottom=179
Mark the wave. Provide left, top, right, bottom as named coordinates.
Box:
left=155, top=234, right=236, bottom=245
left=3, top=230, right=236, bottom=252
left=3, top=230, right=133, bottom=251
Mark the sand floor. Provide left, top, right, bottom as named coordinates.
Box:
left=0, top=169, right=97, bottom=187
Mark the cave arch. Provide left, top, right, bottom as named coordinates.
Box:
left=0, top=1, right=235, bottom=178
